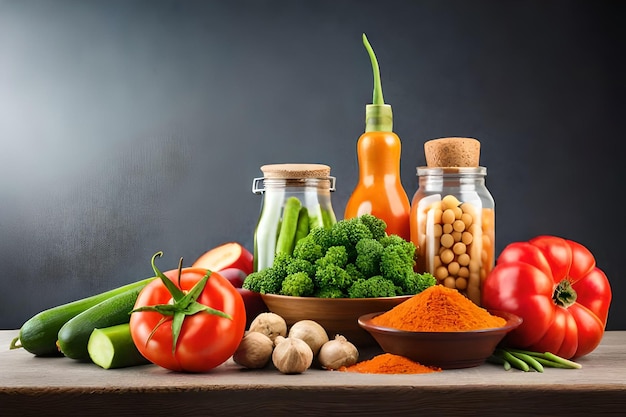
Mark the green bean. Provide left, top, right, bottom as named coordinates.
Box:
left=528, top=356, right=576, bottom=369
left=487, top=354, right=511, bottom=371
left=509, top=351, right=544, bottom=372
left=507, top=349, right=545, bottom=358
left=500, top=350, right=530, bottom=372
left=496, top=348, right=583, bottom=371
left=543, top=352, right=583, bottom=369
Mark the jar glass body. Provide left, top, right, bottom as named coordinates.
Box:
left=409, top=167, right=495, bottom=305
left=253, top=177, right=336, bottom=272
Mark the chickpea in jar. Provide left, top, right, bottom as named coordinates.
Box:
left=414, top=194, right=494, bottom=305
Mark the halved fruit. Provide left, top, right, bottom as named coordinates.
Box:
left=192, top=242, right=254, bottom=275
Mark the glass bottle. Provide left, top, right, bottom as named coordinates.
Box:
left=410, top=166, right=495, bottom=305
left=252, top=163, right=337, bottom=272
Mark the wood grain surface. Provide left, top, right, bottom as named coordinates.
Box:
left=1, top=330, right=625, bottom=416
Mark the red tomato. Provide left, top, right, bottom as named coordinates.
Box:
left=130, top=266, right=246, bottom=372
left=482, top=235, right=612, bottom=359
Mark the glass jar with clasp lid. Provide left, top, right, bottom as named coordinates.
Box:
left=410, top=166, right=495, bottom=306
left=252, top=163, right=337, bottom=272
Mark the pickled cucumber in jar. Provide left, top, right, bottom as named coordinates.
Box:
left=252, top=164, right=337, bottom=271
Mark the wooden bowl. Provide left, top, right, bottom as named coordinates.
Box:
left=260, top=294, right=412, bottom=348
left=358, top=310, right=523, bottom=369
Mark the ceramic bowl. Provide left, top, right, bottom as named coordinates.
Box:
left=358, top=310, right=523, bottom=369
left=260, top=294, right=412, bottom=348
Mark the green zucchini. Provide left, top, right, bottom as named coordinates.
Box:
left=10, top=277, right=154, bottom=356
left=88, top=323, right=149, bottom=369
left=57, top=285, right=148, bottom=360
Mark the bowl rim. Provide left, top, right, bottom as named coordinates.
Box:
left=260, top=293, right=414, bottom=302
left=358, top=309, right=523, bottom=335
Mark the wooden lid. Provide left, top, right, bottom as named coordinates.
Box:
left=424, top=137, right=481, bottom=167
left=260, top=163, right=331, bottom=179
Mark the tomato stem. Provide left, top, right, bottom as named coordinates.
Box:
left=132, top=252, right=232, bottom=355
left=176, top=257, right=184, bottom=288
left=553, top=279, right=577, bottom=308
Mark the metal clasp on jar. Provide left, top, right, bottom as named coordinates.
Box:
left=252, top=176, right=337, bottom=194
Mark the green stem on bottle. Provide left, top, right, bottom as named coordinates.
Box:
left=362, top=33, right=393, bottom=133
left=363, top=33, right=384, bottom=105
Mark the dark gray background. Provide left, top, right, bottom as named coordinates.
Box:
left=1, top=0, right=623, bottom=330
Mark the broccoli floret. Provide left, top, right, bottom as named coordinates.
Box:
left=311, top=246, right=351, bottom=290
left=316, top=245, right=348, bottom=269
left=344, top=263, right=365, bottom=282
left=348, top=276, right=397, bottom=298
left=397, top=272, right=437, bottom=295
left=355, top=238, right=384, bottom=276
left=343, top=217, right=374, bottom=245
left=309, top=226, right=334, bottom=253
left=292, top=236, right=324, bottom=264
left=271, top=252, right=293, bottom=278
left=315, top=264, right=354, bottom=290
left=327, top=223, right=350, bottom=249
left=378, top=234, right=407, bottom=248
left=359, top=213, right=388, bottom=241
left=328, top=218, right=373, bottom=261
left=380, top=240, right=417, bottom=286
left=314, top=286, right=345, bottom=298
left=242, top=271, right=264, bottom=293
left=280, top=272, right=315, bottom=297
left=242, top=253, right=295, bottom=295
left=242, top=268, right=284, bottom=294
left=285, top=257, right=315, bottom=278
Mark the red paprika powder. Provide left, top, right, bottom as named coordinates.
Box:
left=339, top=353, right=441, bottom=374
left=372, top=285, right=506, bottom=332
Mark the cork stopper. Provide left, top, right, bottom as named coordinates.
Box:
left=260, top=163, right=331, bottom=179
left=424, top=137, right=481, bottom=167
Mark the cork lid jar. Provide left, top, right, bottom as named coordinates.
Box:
left=410, top=138, right=495, bottom=306
left=252, top=163, right=337, bottom=272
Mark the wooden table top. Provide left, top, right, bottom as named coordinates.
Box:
left=1, top=329, right=625, bottom=416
